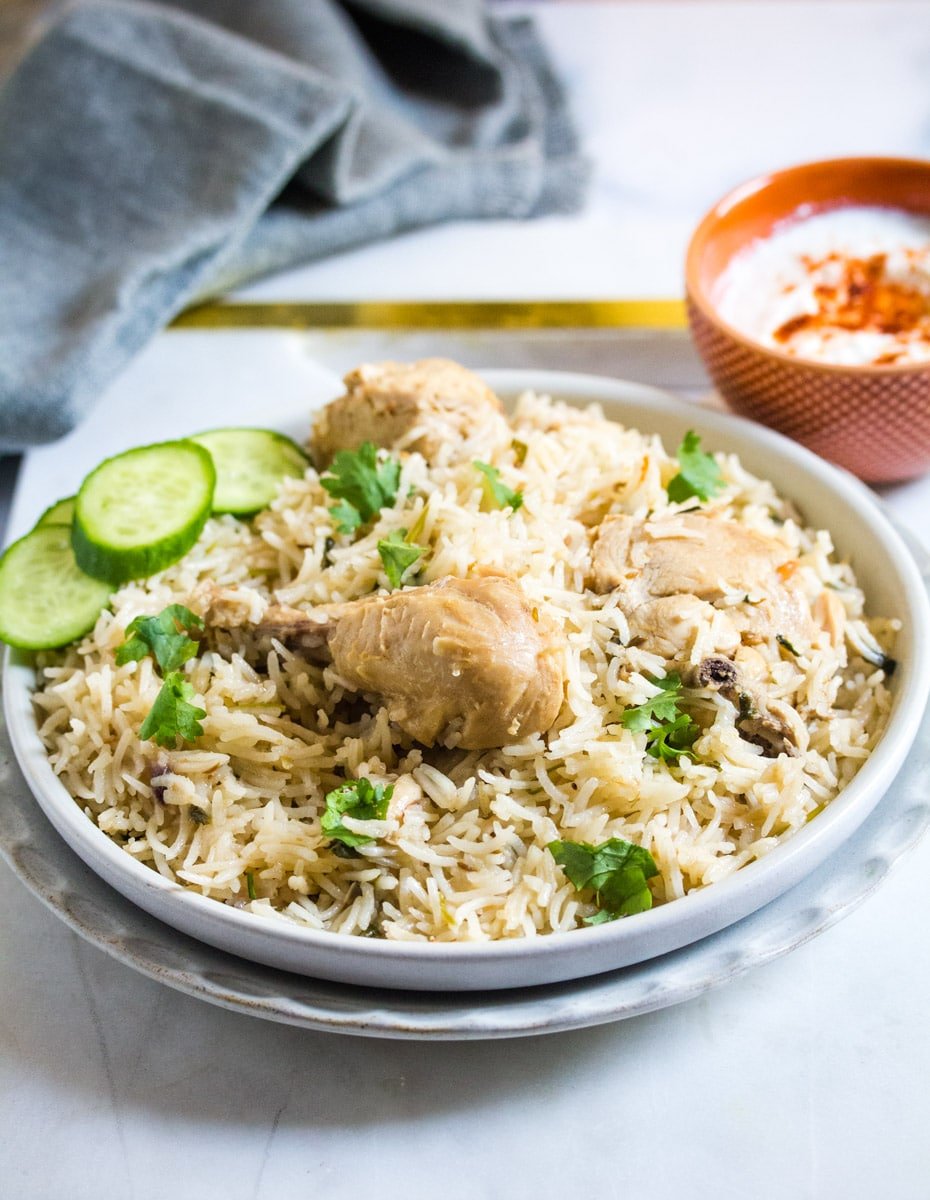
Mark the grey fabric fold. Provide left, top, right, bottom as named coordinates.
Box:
left=0, top=0, right=586, bottom=449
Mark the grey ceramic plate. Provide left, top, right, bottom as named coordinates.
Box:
left=1, top=524, right=928, bottom=1038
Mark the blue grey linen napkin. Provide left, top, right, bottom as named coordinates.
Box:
left=0, top=0, right=585, bottom=449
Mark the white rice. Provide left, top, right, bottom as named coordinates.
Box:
left=33, top=393, right=896, bottom=941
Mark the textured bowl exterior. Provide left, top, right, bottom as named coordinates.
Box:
left=687, top=296, right=930, bottom=483
left=685, top=156, right=930, bottom=484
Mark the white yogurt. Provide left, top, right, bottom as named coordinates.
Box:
left=714, top=206, right=930, bottom=366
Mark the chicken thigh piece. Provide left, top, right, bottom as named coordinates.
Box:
left=197, top=576, right=567, bottom=751
left=592, top=512, right=814, bottom=655
left=310, top=359, right=509, bottom=467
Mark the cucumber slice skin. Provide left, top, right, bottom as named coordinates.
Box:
left=36, top=496, right=76, bottom=528
left=190, top=428, right=308, bottom=515
left=0, top=524, right=111, bottom=650
left=72, top=440, right=216, bottom=586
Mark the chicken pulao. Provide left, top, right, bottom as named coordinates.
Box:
left=34, top=360, right=897, bottom=939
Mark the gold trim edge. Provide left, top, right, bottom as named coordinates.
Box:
left=171, top=299, right=687, bottom=331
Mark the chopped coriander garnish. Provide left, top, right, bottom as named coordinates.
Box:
left=139, top=671, right=206, bottom=748
left=321, top=442, right=401, bottom=536
left=377, top=528, right=424, bottom=589
left=642, top=714, right=699, bottom=762
left=666, top=430, right=725, bottom=504
left=321, top=778, right=393, bottom=848
left=122, top=607, right=207, bottom=750
left=116, top=604, right=203, bottom=674
left=621, top=672, right=699, bottom=762
left=474, top=461, right=524, bottom=512
left=245, top=871, right=256, bottom=901
left=548, top=837, right=658, bottom=921
left=329, top=498, right=363, bottom=536
left=621, top=672, right=685, bottom=730
left=776, top=634, right=800, bottom=657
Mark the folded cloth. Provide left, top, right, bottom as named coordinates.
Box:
left=0, top=0, right=586, bottom=450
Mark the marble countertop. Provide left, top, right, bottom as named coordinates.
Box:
left=3, top=3, right=930, bottom=1197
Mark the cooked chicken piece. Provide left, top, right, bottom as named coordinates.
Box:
left=691, top=654, right=798, bottom=757
left=246, top=603, right=331, bottom=657
left=310, top=359, right=509, bottom=467
left=191, top=583, right=329, bottom=660
left=591, top=514, right=635, bottom=593
left=593, top=512, right=814, bottom=651
left=627, top=595, right=740, bottom=660
left=199, top=576, right=567, bottom=751
left=324, top=575, right=566, bottom=749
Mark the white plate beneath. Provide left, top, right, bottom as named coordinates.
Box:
left=4, top=358, right=930, bottom=992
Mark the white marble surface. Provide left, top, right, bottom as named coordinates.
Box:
left=4, top=2, right=930, bottom=1196
left=2, top=853, right=928, bottom=1200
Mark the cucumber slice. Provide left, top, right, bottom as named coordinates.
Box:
left=0, top=524, right=111, bottom=649
left=36, top=496, right=75, bottom=528
left=190, top=428, right=307, bottom=515
left=72, top=440, right=215, bottom=585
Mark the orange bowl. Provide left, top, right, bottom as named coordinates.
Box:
left=685, top=157, right=930, bottom=484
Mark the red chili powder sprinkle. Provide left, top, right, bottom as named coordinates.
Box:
left=772, top=250, right=930, bottom=357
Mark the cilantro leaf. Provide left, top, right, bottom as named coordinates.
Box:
left=116, top=604, right=203, bottom=674
left=329, top=498, right=363, bottom=536
left=377, top=528, right=424, bottom=589
left=621, top=673, right=699, bottom=762
left=643, top=713, right=699, bottom=762
left=321, top=443, right=401, bottom=535
left=473, top=461, right=524, bottom=512
left=139, top=671, right=206, bottom=748
left=666, top=431, right=725, bottom=504
left=620, top=672, right=684, bottom=731
left=548, top=837, right=659, bottom=921
left=321, top=778, right=393, bottom=848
